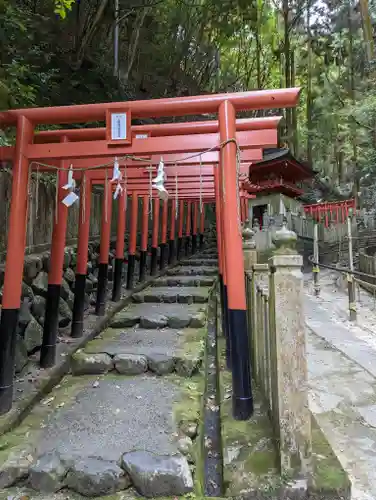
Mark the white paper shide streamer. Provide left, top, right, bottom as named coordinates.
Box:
left=62, top=165, right=79, bottom=207
left=112, top=157, right=123, bottom=200
left=152, top=157, right=169, bottom=201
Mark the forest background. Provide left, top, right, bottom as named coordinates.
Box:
left=1, top=0, right=376, bottom=207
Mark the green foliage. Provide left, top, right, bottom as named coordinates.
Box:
left=1, top=0, right=376, bottom=207
left=54, top=0, right=75, bottom=19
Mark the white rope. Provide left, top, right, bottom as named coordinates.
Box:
left=28, top=138, right=240, bottom=173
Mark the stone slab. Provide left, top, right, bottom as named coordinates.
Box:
left=85, top=326, right=185, bottom=357
left=166, top=266, right=218, bottom=276
left=179, top=259, right=217, bottom=267
left=152, top=276, right=216, bottom=287
left=111, top=303, right=206, bottom=329
left=132, top=286, right=211, bottom=304
left=35, top=376, right=179, bottom=463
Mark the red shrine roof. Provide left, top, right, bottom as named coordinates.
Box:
left=245, top=148, right=314, bottom=198
left=249, top=148, right=314, bottom=183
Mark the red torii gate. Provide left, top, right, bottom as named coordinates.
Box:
left=0, top=88, right=300, bottom=420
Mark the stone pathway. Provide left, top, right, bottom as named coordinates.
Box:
left=305, top=272, right=376, bottom=500
left=0, top=250, right=218, bottom=499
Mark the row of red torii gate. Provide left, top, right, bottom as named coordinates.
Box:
left=0, top=88, right=301, bottom=420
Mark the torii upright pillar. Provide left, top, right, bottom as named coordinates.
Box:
left=41, top=139, right=69, bottom=368
left=112, top=189, right=126, bottom=302
left=219, top=100, right=253, bottom=420
left=150, top=198, right=160, bottom=276
left=0, top=116, right=33, bottom=413
left=169, top=199, right=177, bottom=265
left=96, top=182, right=113, bottom=316
left=139, top=195, right=149, bottom=282
left=127, top=193, right=138, bottom=289
left=160, top=199, right=168, bottom=270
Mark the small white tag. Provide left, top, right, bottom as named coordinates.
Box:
left=62, top=191, right=79, bottom=207
left=111, top=113, right=127, bottom=140
left=135, top=133, right=148, bottom=139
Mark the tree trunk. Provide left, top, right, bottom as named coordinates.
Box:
left=306, top=0, right=313, bottom=165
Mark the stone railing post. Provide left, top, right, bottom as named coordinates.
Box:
left=251, top=264, right=268, bottom=383
left=268, top=223, right=312, bottom=478
left=242, top=219, right=257, bottom=271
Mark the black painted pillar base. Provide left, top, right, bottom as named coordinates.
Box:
left=200, top=233, right=204, bottom=249
left=150, top=247, right=158, bottom=276
left=192, top=234, right=197, bottom=254
left=139, top=250, right=147, bottom=282
left=223, top=284, right=231, bottom=370
left=111, top=258, right=124, bottom=302
left=95, top=263, right=108, bottom=316
left=159, top=243, right=166, bottom=271
left=229, top=308, right=253, bottom=420
left=127, top=254, right=136, bottom=289
left=40, top=284, right=61, bottom=368
left=177, top=238, right=183, bottom=260
left=185, top=236, right=191, bottom=256
left=0, top=308, right=19, bottom=414
left=71, top=274, right=86, bottom=338
left=168, top=239, right=175, bottom=265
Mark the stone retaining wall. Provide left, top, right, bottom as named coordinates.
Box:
left=9, top=235, right=142, bottom=376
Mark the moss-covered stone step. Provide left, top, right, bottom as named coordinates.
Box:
left=151, top=276, right=216, bottom=287
left=71, top=334, right=204, bottom=378
left=166, top=267, right=218, bottom=277
left=110, top=303, right=207, bottom=329
left=132, top=286, right=211, bottom=304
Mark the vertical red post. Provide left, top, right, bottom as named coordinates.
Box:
left=0, top=115, right=33, bottom=414
left=40, top=136, right=69, bottom=368
left=151, top=197, right=160, bottom=275
left=177, top=200, right=184, bottom=259
left=160, top=199, right=168, bottom=270
left=219, top=100, right=253, bottom=420
left=139, top=194, right=149, bottom=282
left=127, top=192, right=138, bottom=289
left=192, top=202, right=198, bottom=254
left=185, top=201, right=192, bottom=256
left=169, top=199, right=177, bottom=264
left=112, top=189, right=126, bottom=302
left=199, top=203, right=205, bottom=248
left=215, top=168, right=230, bottom=364
left=96, top=180, right=113, bottom=315
left=71, top=175, right=92, bottom=338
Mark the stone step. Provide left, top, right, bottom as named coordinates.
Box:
left=132, top=286, right=211, bottom=304
left=166, top=266, right=218, bottom=276
left=110, top=303, right=207, bottom=329
left=152, top=275, right=216, bottom=287
left=180, top=259, right=218, bottom=267
left=71, top=324, right=203, bottom=378
left=0, top=256, right=212, bottom=499
left=0, top=375, right=197, bottom=498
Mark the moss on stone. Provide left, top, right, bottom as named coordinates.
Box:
left=310, top=413, right=351, bottom=496
left=217, top=337, right=281, bottom=497
left=176, top=327, right=206, bottom=358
